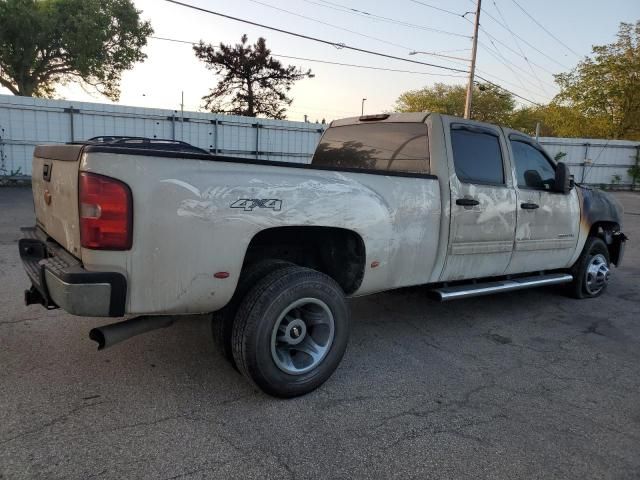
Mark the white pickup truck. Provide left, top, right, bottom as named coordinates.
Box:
left=20, top=113, right=626, bottom=397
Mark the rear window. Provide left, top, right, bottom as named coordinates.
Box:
left=312, top=123, right=429, bottom=174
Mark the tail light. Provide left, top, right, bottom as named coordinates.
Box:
left=79, top=172, right=133, bottom=250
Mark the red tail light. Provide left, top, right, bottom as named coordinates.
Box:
left=79, top=172, right=133, bottom=250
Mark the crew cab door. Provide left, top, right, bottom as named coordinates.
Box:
left=504, top=135, right=580, bottom=273
left=440, top=121, right=517, bottom=281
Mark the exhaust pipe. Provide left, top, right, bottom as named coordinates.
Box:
left=89, top=315, right=174, bottom=350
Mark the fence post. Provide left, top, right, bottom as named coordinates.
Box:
left=581, top=143, right=590, bottom=183
left=0, top=125, right=6, bottom=175
left=167, top=112, right=177, bottom=140
left=634, top=145, right=640, bottom=191
left=211, top=119, right=219, bottom=155
left=64, top=107, right=79, bottom=142
left=255, top=123, right=260, bottom=159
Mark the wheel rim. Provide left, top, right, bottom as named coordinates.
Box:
left=585, top=253, right=610, bottom=295
left=270, top=298, right=335, bottom=375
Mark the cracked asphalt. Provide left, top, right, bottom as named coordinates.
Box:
left=1, top=186, right=639, bottom=479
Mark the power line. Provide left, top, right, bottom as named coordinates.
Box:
left=163, top=0, right=470, bottom=74
left=408, top=0, right=465, bottom=17
left=300, top=0, right=471, bottom=39
left=479, top=24, right=560, bottom=75
left=510, top=0, right=580, bottom=57
left=490, top=0, right=548, bottom=95
left=469, top=0, right=569, bottom=70
left=150, top=35, right=467, bottom=78
left=480, top=37, right=529, bottom=92
left=474, top=29, right=556, bottom=91
left=477, top=40, right=549, bottom=101
left=162, top=0, right=540, bottom=105
left=461, top=16, right=557, bottom=90
left=244, top=0, right=464, bottom=61
left=276, top=54, right=467, bottom=78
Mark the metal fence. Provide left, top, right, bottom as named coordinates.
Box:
left=1, top=94, right=638, bottom=187
left=538, top=137, right=639, bottom=188
left=0, top=94, right=326, bottom=177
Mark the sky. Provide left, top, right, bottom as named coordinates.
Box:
left=2, top=0, right=639, bottom=122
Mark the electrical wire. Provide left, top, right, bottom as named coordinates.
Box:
left=510, top=0, right=580, bottom=57
left=162, top=0, right=541, bottom=106
left=244, top=0, right=466, bottom=61
left=300, top=0, right=471, bottom=38
left=491, top=0, right=548, bottom=95
left=407, top=0, right=465, bottom=17
left=150, top=36, right=467, bottom=78
left=478, top=25, right=559, bottom=76
left=162, top=0, right=470, bottom=73
left=471, top=0, right=569, bottom=70
left=477, top=37, right=555, bottom=93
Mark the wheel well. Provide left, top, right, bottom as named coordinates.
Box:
left=588, top=221, right=622, bottom=265
left=244, top=226, right=366, bottom=294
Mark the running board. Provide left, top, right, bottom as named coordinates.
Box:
left=432, top=273, right=573, bottom=301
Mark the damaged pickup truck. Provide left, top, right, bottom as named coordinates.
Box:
left=20, top=113, right=626, bottom=397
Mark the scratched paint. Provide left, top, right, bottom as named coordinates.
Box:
left=78, top=151, right=441, bottom=314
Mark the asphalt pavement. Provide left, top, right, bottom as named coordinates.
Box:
left=1, top=186, right=639, bottom=479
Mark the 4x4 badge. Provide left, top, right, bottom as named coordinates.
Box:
left=230, top=199, right=282, bottom=211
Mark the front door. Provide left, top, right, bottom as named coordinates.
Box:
left=505, top=136, right=580, bottom=274
left=440, top=121, right=517, bottom=281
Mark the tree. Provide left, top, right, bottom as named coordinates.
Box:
left=194, top=35, right=313, bottom=119
left=394, top=82, right=515, bottom=124
left=0, top=0, right=152, bottom=99
left=507, top=104, right=612, bottom=138
left=554, top=21, right=640, bottom=140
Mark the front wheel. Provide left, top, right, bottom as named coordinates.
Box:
left=568, top=237, right=611, bottom=299
left=232, top=266, right=350, bottom=398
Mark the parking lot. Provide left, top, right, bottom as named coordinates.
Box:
left=1, top=186, right=639, bottom=479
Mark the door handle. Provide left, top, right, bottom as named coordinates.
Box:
left=456, top=198, right=479, bottom=206
left=521, top=202, right=539, bottom=210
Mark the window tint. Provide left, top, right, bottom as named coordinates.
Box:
left=312, top=123, right=429, bottom=174
left=450, top=127, right=504, bottom=184
left=510, top=140, right=556, bottom=190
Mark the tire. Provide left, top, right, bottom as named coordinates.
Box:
left=211, top=259, right=294, bottom=368
left=232, top=266, right=350, bottom=398
left=568, top=237, right=611, bottom=299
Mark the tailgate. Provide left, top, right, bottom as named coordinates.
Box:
left=32, top=145, right=84, bottom=258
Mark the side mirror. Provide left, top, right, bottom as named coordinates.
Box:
left=555, top=162, right=573, bottom=193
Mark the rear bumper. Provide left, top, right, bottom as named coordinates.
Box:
left=19, top=227, right=126, bottom=317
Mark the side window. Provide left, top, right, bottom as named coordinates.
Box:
left=510, top=140, right=556, bottom=190
left=450, top=127, right=504, bottom=184
left=312, top=123, right=429, bottom=174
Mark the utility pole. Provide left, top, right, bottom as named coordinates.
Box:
left=464, top=0, right=481, bottom=119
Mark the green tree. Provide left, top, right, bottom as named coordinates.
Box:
left=0, top=0, right=152, bottom=99
left=394, top=82, right=515, bottom=124
left=554, top=20, right=640, bottom=140
left=508, top=104, right=612, bottom=138
left=194, top=35, right=313, bottom=119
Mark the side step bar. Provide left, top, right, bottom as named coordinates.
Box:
left=432, top=273, right=573, bottom=301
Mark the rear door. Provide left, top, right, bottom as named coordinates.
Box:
left=504, top=135, right=580, bottom=273
left=31, top=145, right=83, bottom=257
left=440, top=120, right=517, bottom=281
